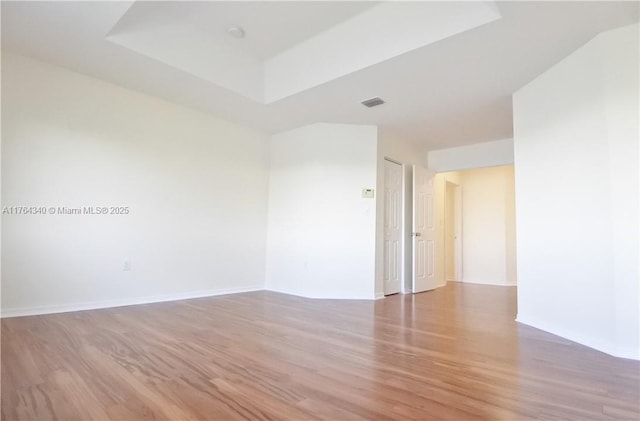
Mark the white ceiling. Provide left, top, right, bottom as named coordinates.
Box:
left=110, top=1, right=380, bottom=60
left=2, top=1, right=638, bottom=150
left=107, top=1, right=501, bottom=103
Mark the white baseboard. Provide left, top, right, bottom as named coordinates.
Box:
left=265, top=286, right=376, bottom=300
left=516, top=315, right=639, bottom=361
left=375, top=292, right=385, bottom=299
left=1, top=285, right=264, bottom=318
left=461, top=279, right=517, bottom=287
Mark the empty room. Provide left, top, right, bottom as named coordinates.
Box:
left=1, top=1, right=638, bottom=420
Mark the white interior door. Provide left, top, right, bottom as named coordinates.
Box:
left=413, top=165, right=437, bottom=293
left=383, top=159, right=402, bottom=295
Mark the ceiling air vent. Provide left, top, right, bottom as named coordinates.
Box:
left=361, top=97, right=385, bottom=108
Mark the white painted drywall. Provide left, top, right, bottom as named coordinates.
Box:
left=375, top=133, right=428, bottom=296
left=444, top=181, right=457, bottom=282
left=108, top=1, right=500, bottom=104
left=264, top=1, right=501, bottom=103
left=108, top=15, right=265, bottom=103
left=1, top=52, right=270, bottom=317
left=459, top=166, right=516, bottom=286
left=513, top=23, right=639, bottom=359
left=266, top=123, right=378, bottom=299
left=0, top=50, right=3, bottom=309
left=504, top=168, right=517, bottom=285
left=428, top=138, right=514, bottom=172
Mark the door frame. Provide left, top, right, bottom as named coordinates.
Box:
left=383, top=157, right=405, bottom=295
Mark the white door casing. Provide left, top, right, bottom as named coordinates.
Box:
left=454, top=184, right=463, bottom=282
left=413, top=165, right=437, bottom=293
left=383, top=159, right=403, bottom=295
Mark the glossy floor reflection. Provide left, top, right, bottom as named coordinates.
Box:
left=2, top=283, right=638, bottom=420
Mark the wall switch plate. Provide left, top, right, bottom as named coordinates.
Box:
left=362, top=188, right=374, bottom=198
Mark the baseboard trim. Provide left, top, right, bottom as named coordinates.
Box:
left=1, top=285, right=264, bottom=318
left=461, top=279, right=517, bottom=287
left=516, top=315, right=639, bottom=361
left=265, top=286, right=376, bottom=300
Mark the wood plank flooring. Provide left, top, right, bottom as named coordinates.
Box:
left=2, top=282, right=639, bottom=420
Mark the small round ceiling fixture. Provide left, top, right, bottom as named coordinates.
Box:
left=227, top=25, right=245, bottom=39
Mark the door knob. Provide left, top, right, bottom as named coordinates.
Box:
left=413, top=232, right=422, bottom=237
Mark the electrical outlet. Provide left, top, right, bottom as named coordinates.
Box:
left=123, top=260, right=131, bottom=271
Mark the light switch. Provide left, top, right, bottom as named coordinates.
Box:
left=362, top=188, right=375, bottom=198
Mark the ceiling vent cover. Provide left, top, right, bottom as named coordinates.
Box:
left=361, top=97, right=385, bottom=108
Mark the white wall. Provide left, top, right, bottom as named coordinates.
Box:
left=266, top=123, right=378, bottom=299
left=444, top=181, right=456, bottom=281
left=459, top=165, right=516, bottom=286
left=375, top=133, right=427, bottom=296
left=513, top=23, right=639, bottom=359
left=0, top=50, right=3, bottom=310
left=1, top=52, right=270, bottom=317
left=428, top=138, right=514, bottom=173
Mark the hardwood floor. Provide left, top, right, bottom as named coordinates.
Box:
left=2, top=282, right=638, bottom=420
